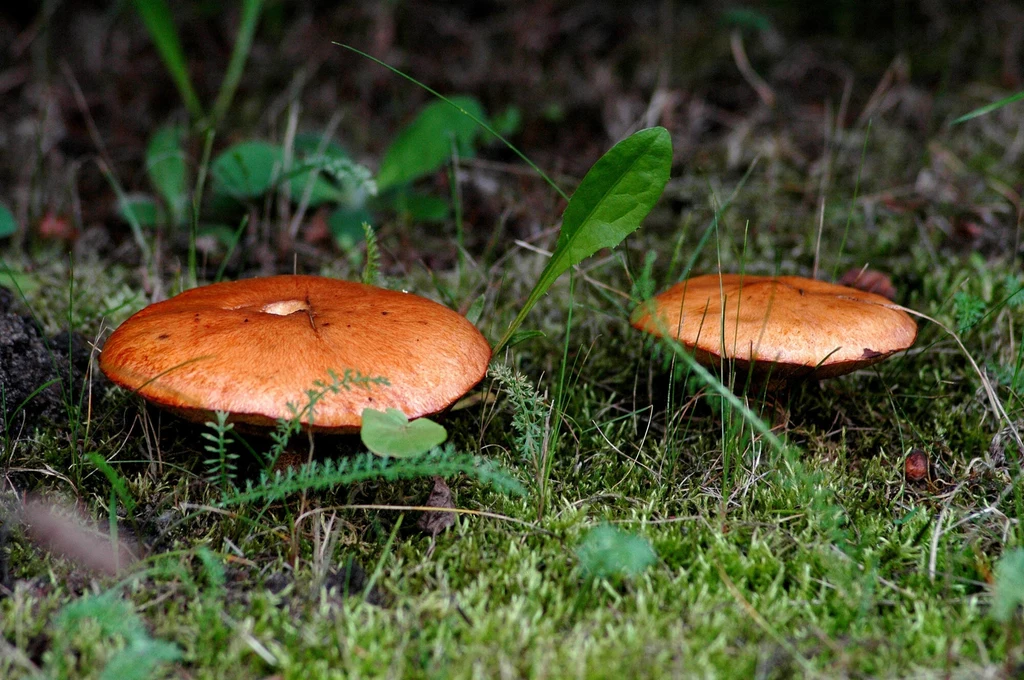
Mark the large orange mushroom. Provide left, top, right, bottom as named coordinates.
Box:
left=100, top=275, right=491, bottom=433
left=631, top=273, right=917, bottom=387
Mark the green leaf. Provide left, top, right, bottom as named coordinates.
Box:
left=491, top=106, right=522, bottom=137
left=133, top=0, right=204, bottom=120
left=993, top=548, right=1024, bottom=622
left=328, top=206, right=372, bottom=250
left=212, top=141, right=283, bottom=199
left=576, top=525, right=657, bottom=580
left=360, top=408, right=448, bottom=458
left=507, top=329, right=545, bottom=347
left=495, top=126, right=672, bottom=352
left=289, top=170, right=346, bottom=206
left=86, top=453, right=137, bottom=514
left=953, top=89, right=1024, bottom=125
left=377, top=96, right=486, bottom=191
left=465, top=294, right=485, bottom=325
left=0, top=201, right=17, bottom=238
left=146, top=125, right=189, bottom=225
left=721, top=8, right=774, bottom=31
left=293, top=132, right=349, bottom=158
left=381, top=189, right=450, bottom=222
left=117, top=195, right=163, bottom=228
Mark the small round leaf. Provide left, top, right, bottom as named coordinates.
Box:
left=360, top=407, right=447, bottom=458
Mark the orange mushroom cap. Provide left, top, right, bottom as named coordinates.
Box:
left=99, top=275, right=492, bottom=433
left=631, top=273, right=917, bottom=383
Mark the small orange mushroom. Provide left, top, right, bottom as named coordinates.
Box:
left=99, top=275, right=491, bottom=432
left=631, top=273, right=917, bottom=387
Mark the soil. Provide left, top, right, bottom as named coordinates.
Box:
left=0, top=286, right=102, bottom=437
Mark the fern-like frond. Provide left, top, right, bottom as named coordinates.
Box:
left=488, top=363, right=547, bottom=466
left=219, top=444, right=524, bottom=507
left=361, top=222, right=381, bottom=286
left=202, top=411, right=237, bottom=492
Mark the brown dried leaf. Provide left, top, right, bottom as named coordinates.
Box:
left=417, top=476, right=456, bottom=537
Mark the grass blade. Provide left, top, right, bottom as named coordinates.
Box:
left=133, top=0, right=205, bottom=121
left=210, top=0, right=264, bottom=128
left=952, top=89, right=1024, bottom=125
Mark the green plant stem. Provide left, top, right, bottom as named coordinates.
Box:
left=210, top=0, right=265, bottom=129
left=98, top=159, right=153, bottom=268
left=831, top=120, right=871, bottom=282
left=133, top=0, right=205, bottom=121
left=189, top=129, right=216, bottom=287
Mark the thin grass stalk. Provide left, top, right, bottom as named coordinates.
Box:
left=133, top=0, right=205, bottom=121
left=210, top=0, right=265, bottom=129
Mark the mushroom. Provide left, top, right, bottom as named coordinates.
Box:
left=99, top=275, right=491, bottom=433
left=630, top=273, right=917, bottom=389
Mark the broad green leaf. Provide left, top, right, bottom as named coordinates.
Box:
left=992, top=547, right=1024, bottom=622
left=376, top=96, right=486, bottom=191
left=146, top=125, right=188, bottom=225
left=494, top=126, right=672, bottom=352
left=576, top=525, right=656, bottom=580
left=133, top=0, right=204, bottom=120
left=212, top=141, right=282, bottom=199
left=360, top=407, right=447, bottom=458
left=117, top=194, right=163, bottom=228
left=336, top=44, right=564, bottom=199
left=0, top=201, right=16, bottom=238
